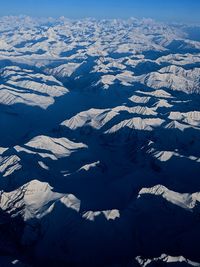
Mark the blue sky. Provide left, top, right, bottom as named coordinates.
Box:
left=0, top=0, right=199, bottom=23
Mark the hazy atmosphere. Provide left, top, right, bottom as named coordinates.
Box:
left=0, top=0, right=200, bottom=22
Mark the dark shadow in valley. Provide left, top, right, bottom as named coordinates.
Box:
left=1, top=58, right=200, bottom=266
left=13, top=193, right=200, bottom=266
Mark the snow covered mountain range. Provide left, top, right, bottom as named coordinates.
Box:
left=0, top=16, right=200, bottom=266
